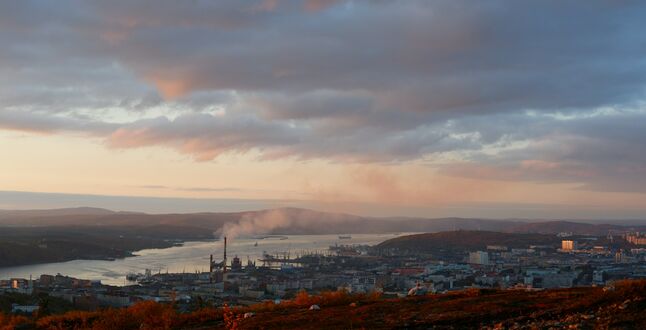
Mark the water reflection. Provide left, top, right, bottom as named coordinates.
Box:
left=0, top=234, right=401, bottom=286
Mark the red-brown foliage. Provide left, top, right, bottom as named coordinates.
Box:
left=0, top=313, right=31, bottom=330
left=3, top=281, right=645, bottom=329
left=37, top=301, right=177, bottom=330
left=175, top=307, right=223, bottom=328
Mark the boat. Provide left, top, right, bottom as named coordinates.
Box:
left=125, top=273, right=139, bottom=281
left=338, top=235, right=352, bottom=240
left=263, top=235, right=289, bottom=240
left=280, top=263, right=295, bottom=271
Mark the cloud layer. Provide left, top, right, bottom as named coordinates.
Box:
left=2, top=1, right=646, bottom=193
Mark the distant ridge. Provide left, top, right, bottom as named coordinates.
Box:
left=505, top=220, right=636, bottom=236
left=375, top=230, right=562, bottom=253
left=0, top=206, right=644, bottom=235
left=0, top=207, right=115, bottom=218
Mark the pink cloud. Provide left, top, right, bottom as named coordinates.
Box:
left=303, top=0, right=339, bottom=12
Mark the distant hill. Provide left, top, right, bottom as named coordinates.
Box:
left=0, top=207, right=644, bottom=236
left=0, top=207, right=521, bottom=233
left=505, top=220, right=646, bottom=235
left=0, top=225, right=214, bottom=267
left=0, top=207, right=116, bottom=219
left=376, top=230, right=561, bottom=253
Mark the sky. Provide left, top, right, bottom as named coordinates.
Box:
left=1, top=0, right=646, bottom=219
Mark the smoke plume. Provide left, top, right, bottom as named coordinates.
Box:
left=219, top=209, right=295, bottom=239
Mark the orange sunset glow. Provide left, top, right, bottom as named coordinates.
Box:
left=1, top=0, right=645, bottom=219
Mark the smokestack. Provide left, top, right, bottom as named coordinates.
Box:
left=224, top=236, right=228, bottom=274
left=209, top=254, right=213, bottom=283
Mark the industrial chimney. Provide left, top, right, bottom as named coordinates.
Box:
left=223, top=236, right=228, bottom=274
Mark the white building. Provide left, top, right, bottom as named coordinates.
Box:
left=468, top=251, right=489, bottom=265
left=561, top=240, right=578, bottom=251
left=593, top=270, right=605, bottom=284
left=626, top=232, right=646, bottom=245
left=11, top=304, right=39, bottom=314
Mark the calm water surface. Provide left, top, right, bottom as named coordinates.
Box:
left=0, top=234, right=404, bottom=286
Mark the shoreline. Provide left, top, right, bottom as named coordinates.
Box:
left=0, top=239, right=196, bottom=270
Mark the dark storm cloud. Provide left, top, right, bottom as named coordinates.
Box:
left=440, top=109, right=646, bottom=192
left=98, top=1, right=646, bottom=113
left=1, top=1, right=646, bottom=192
